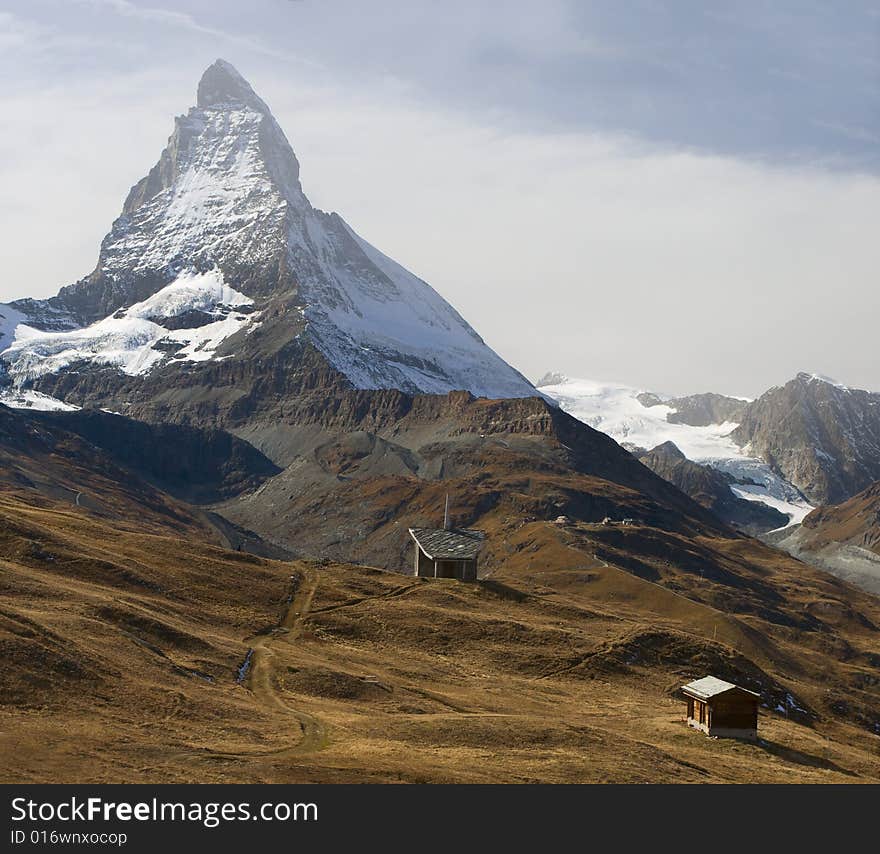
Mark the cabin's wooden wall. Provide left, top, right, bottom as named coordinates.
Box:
left=413, top=548, right=478, bottom=582
left=710, top=695, right=758, bottom=730
left=415, top=547, right=434, bottom=577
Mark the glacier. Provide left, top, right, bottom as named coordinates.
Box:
left=2, top=270, right=256, bottom=382
left=538, top=374, right=813, bottom=528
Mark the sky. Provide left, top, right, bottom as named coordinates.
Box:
left=1, top=0, right=878, bottom=396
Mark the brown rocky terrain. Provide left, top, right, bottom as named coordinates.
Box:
left=768, top=482, right=880, bottom=596
left=800, top=482, right=880, bottom=556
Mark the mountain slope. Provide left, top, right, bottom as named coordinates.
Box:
left=1, top=59, right=537, bottom=403
left=636, top=441, right=788, bottom=535
left=29, top=408, right=281, bottom=505
left=536, top=374, right=813, bottom=529
left=0, top=403, right=204, bottom=534
left=4, top=485, right=880, bottom=783
left=211, top=390, right=738, bottom=571
left=769, top=481, right=880, bottom=596
left=732, top=373, right=880, bottom=505
left=0, top=403, right=283, bottom=557
left=800, top=481, right=880, bottom=556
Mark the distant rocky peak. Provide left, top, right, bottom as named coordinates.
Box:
left=535, top=371, right=568, bottom=388
left=647, top=440, right=687, bottom=461
left=732, top=372, right=880, bottom=505
left=793, top=372, right=850, bottom=393
left=196, top=59, right=270, bottom=113
left=636, top=391, right=665, bottom=408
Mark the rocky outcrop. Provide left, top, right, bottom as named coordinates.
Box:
left=665, top=392, right=747, bottom=427
left=637, top=441, right=787, bottom=535
left=732, top=373, right=880, bottom=505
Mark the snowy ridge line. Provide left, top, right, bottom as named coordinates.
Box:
left=0, top=389, right=80, bottom=412
left=538, top=374, right=813, bottom=528
left=295, top=217, right=540, bottom=399
left=1, top=270, right=257, bottom=382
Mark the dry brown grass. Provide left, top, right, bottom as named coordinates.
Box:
left=2, top=491, right=878, bottom=783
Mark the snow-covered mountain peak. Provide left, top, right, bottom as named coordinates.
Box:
left=795, top=371, right=851, bottom=392
left=197, top=59, right=271, bottom=113
left=1, top=61, right=539, bottom=402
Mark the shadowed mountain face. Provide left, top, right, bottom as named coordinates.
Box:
left=636, top=441, right=787, bottom=536
left=29, top=408, right=281, bottom=505
left=0, top=403, right=284, bottom=558
left=732, top=374, right=880, bottom=506
left=665, top=393, right=748, bottom=427
left=1, top=60, right=538, bottom=403
left=0, top=404, right=208, bottom=534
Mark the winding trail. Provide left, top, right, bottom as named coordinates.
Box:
left=244, top=566, right=328, bottom=755
left=309, top=581, right=420, bottom=615
left=167, top=566, right=329, bottom=763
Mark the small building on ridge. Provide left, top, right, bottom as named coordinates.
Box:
left=682, top=676, right=760, bottom=740
left=408, top=527, right=485, bottom=581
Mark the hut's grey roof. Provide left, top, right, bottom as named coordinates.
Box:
left=681, top=676, right=759, bottom=700
left=409, top=527, right=485, bottom=560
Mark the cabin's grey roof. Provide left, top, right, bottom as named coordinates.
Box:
left=681, top=676, right=759, bottom=700
left=409, top=527, right=485, bottom=560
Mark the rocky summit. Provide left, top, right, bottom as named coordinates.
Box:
left=732, top=373, right=880, bottom=506
left=0, top=60, right=537, bottom=404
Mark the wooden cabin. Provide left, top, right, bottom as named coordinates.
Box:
left=682, top=676, right=760, bottom=740
left=408, top=527, right=485, bottom=581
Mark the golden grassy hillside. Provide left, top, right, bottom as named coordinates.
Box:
left=2, top=491, right=877, bottom=783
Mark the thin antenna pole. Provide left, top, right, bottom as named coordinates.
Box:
left=444, top=493, right=450, bottom=530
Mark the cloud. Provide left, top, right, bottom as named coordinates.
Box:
left=276, top=90, right=879, bottom=395
left=72, top=0, right=319, bottom=65
left=0, top=11, right=39, bottom=50
left=0, top=10, right=101, bottom=54
left=812, top=119, right=880, bottom=146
